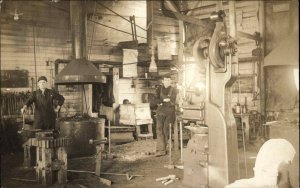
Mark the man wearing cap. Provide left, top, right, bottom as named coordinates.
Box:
left=21, top=76, right=65, bottom=130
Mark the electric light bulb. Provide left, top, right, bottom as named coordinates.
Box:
left=14, top=14, right=19, bottom=21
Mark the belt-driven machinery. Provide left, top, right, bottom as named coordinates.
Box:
left=182, top=3, right=240, bottom=188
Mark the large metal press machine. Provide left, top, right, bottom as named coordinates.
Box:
left=179, top=2, right=258, bottom=188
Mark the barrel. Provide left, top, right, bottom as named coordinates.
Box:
left=59, top=120, right=96, bottom=157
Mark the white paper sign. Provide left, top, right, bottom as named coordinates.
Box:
left=123, top=49, right=138, bottom=77
left=157, top=36, right=172, bottom=60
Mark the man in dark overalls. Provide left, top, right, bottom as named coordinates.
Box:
left=155, top=76, right=177, bottom=156
left=21, top=76, right=64, bottom=130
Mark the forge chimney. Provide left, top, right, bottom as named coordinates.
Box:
left=55, top=1, right=106, bottom=84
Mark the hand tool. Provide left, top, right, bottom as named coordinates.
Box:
left=22, top=113, right=25, bottom=130
left=179, top=120, right=183, bottom=164
left=156, top=175, right=176, bottom=182
left=101, top=172, right=143, bottom=181
left=241, top=121, right=248, bottom=177
left=164, top=179, right=175, bottom=185
left=165, top=123, right=174, bottom=169
left=161, top=179, right=168, bottom=184
left=67, top=170, right=143, bottom=181
left=108, top=119, right=111, bottom=155
left=11, top=177, right=37, bottom=182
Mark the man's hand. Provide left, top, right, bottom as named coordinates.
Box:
left=54, top=105, right=61, bottom=113
left=163, top=98, right=170, bottom=102
left=21, top=106, right=27, bottom=114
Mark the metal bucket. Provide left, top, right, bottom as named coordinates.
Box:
left=59, top=120, right=96, bottom=157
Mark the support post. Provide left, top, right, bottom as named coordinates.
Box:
left=258, top=1, right=265, bottom=117
left=95, top=145, right=102, bottom=176
left=112, top=67, right=119, bottom=125
left=57, top=147, right=67, bottom=185
left=179, top=119, right=183, bottom=164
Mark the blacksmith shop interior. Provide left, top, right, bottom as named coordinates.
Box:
left=0, top=0, right=299, bottom=188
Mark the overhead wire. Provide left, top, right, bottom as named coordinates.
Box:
left=88, top=19, right=146, bottom=39
left=96, top=1, right=147, bottom=32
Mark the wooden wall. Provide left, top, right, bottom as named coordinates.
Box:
left=265, top=1, right=291, bottom=55
left=1, top=1, right=147, bottom=117
left=147, top=0, right=179, bottom=60
left=0, top=1, right=71, bottom=90
left=1, top=1, right=146, bottom=90
left=86, top=1, right=147, bottom=62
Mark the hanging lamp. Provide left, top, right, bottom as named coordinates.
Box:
left=149, top=1, right=157, bottom=73
left=149, top=48, right=157, bottom=72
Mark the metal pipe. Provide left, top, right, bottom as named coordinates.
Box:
left=179, top=120, right=183, bottom=164
left=241, top=122, right=248, bottom=177
left=108, top=119, right=111, bottom=155
left=228, top=1, right=237, bottom=38
left=168, top=123, right=172, bottom=166
left=130, top=16, right=134, bottom=40
left=88, top=1, right=97, bottom=60
left=133, top=15, right=137, bottom=40
left=258, top=1, right=265, bottom=117
left=70, top=1, right=87, bottom=59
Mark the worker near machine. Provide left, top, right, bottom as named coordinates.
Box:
left=21, top=76, right=64, bottom=130
left=154, top=75, right=177, bottom=156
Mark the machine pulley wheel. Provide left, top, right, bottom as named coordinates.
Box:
left=208, top=22, right=227, bottom=68
left=193, top=37, right=210, bottom=68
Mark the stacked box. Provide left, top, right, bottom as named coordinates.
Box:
left=119, top=103, right=152, bottom=125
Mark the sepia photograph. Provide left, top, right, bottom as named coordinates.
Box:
left=0, top=0, right=298, bottom=187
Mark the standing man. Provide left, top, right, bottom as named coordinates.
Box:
left=155, top=76, right=177, bottom=156
left=21, top=76, right=65, bottom=130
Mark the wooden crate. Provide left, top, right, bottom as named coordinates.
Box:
left=119, top=103, right=152, bottom=125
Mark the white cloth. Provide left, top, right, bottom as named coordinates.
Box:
left=226, top=139, right=296, bottom=188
